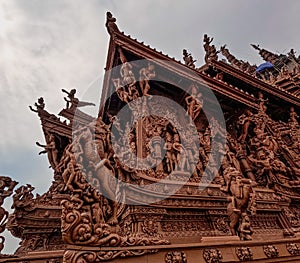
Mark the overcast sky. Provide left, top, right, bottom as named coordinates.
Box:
left=1, top=0, right=300, bottom=254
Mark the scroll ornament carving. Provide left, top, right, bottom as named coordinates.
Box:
left=64, top=248, right=159, bottom=263
left=165, top=251, right=187, bottom=263
left=12, top=184, right=35, bottom=210
left=59, top=119, right=169, bottom=252
left=46, top=259, right=60, bottom=263
left=203, top=248, right=222, bottom=263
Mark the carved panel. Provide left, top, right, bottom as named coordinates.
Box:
left=214, top=217, right=230, bottom=234
left=263, top=245, right=279, bottom=258
left=141, top=217, right=161, bottom=238
left=63, top=249, right=158, bottom=263
left=286, top=243, right=300, bottom=256
left=236, top=247, right=253, bottom=261
left=203, top=248, right=222, bottom=263
left=165, top=251, right=187, bottom=263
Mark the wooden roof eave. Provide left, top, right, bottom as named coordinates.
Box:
left=99, top=31, right=258, bottom=116
left=209, top=60, right=300, bottom=107
left=99, top=36, right=117, bottom=117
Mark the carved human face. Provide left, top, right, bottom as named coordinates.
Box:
left=244, top=215, right=250, bottom=222
left=191, top=85, right=197, bottom=95
left=174, top=134, right=180, bottom=142
left=172, top=252, right=183, bottom=263
left=130, top=142, right=136, bottom=151
left=148, top=64, right=155, bottom=71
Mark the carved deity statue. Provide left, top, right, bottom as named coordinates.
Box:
left=239, top=213, right=253, bottom=240
left=224, top=172, right=254, bottom=239
left=120, top=62, right=136, bottom=87
left=62, top=89, right=95, bottom=110
left=257, top=92, right=268, bottom=113
left=29, top=97, right=45, bottom=114
left=289, top=106, right=299, bottom=127
left=139, top=63, right=156, bottom=96
left=248, top=148, right=274, bottom=187
left=164, top=132, right=174, bottom=172
left=185, top=84, right=203, bottom=121
left=238, top=109, right=253, bottom=143
left=36, top=134, right=59, bottom=170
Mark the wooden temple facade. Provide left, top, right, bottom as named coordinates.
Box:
left=2, top=12, right=300, bottom=262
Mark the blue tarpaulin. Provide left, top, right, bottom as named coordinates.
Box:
left=256, top=62, right=274, bottom=72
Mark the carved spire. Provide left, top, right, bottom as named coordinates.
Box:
left=105, top=11, right=120, bottom=35
left=220, top=45, right=242, bottom=67
left=183, top=49, right=196, bottom=68
left=251, top=44, right=278, bottom=64
left=203, top=34, right=219, bottom=63
left=220, top=45, right=256, bottom=75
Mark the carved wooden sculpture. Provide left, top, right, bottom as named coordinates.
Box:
left=11, top=12, right=300, bottom=263
left=0, top=176, right=18, bottom=253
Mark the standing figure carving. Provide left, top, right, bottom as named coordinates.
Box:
left=139, top=63, right=156, bottom=96
left=185, top=84, right=203, bottom=121
left=222, top=169, right=254, bottom=239
left=62, top=89, right=95, bottom=111
left=36, top=134, right=59, bottom=170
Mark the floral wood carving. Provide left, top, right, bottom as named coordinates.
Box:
left=286, top=243, right=300, bottom=256
left=64, top=248, right=159, bottom=263
left=215, top=217, right=229, bottom=233
left=60, top=118, right=170, bottom=252
left=142, top=217, right=161, bottom=238
left=263, top=245, right=279, bottom=258
left=236, top=247, right=253, bottom=261
left=165, top=251, right=187, bottom=263
left=203, top=248, right=222, bottom=263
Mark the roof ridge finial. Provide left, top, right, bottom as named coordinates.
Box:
left=251, top=44, right=279, bottom=64
left=105, top=11, right=120, bottom=35
left=251, top=44, right=261, bottom=51
left=203, top=34, right=219, bottom=63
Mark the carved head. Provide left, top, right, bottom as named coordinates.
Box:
left=191, top=84, right=198, bottom=95
left=165, top=251, right=187, bottom=263
left=242, top=213, right=250, bottom=222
